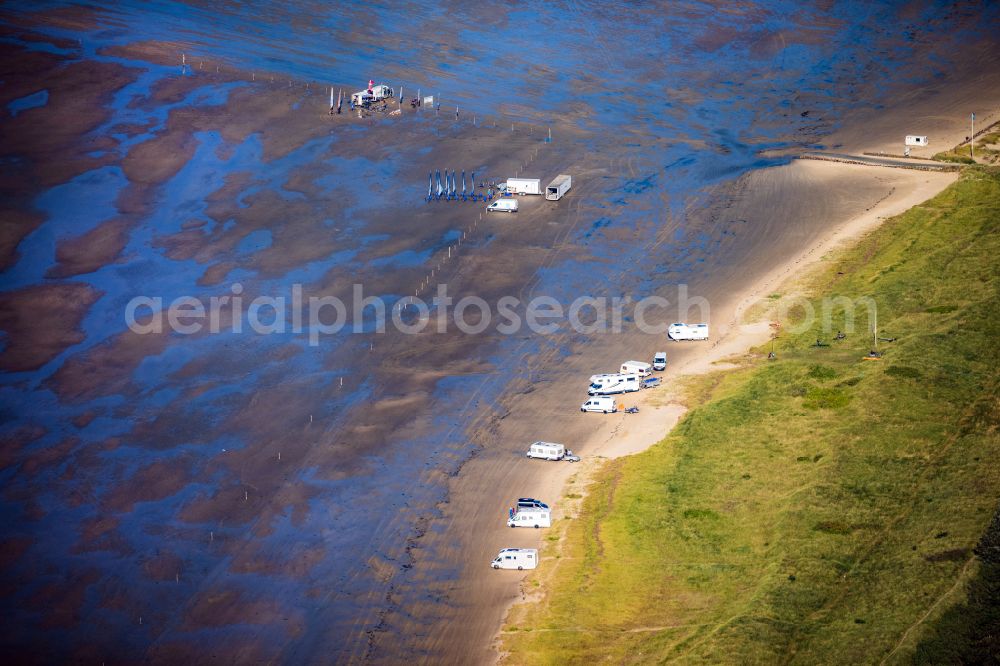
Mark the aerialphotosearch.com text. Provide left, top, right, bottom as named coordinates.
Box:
left=125, top=282, right=876, bottom=346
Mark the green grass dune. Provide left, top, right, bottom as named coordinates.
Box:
left=502, top=167, right=1000, bottom=664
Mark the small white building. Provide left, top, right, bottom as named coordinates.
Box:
left=905, top=135, right=929, bottom=147
left=351, top=84, right=393, bottom=106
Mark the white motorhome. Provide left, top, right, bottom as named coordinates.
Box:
left=507, top=508, right=551, bottom=529
left=506, top=178, right=542, bottom=195
left=491, top=548, right=538, bottom=570
left=581, top=396, right=617, bottom=413
left=620, top=361, right=652, bottom=377
left=487, top=199, right=518, bottom=213
left=668, top=323, right=709, bottom=341
left=526, top=441, right=565, bottom=460
left=588, top=373, right=640, bottom=395
left=588, top=372, right=619, bottom=385
left=545, top=174, right=572, bottom=201
left=652, top=352, right=667, bottom=371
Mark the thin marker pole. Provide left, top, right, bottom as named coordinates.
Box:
left=971, top=112, right=975, bottom=159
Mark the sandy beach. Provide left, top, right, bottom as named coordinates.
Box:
left=390, top=159, right=958, bottom=663
left=1, top=2, right=998, bottom=663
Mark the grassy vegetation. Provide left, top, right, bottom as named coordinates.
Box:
left=934, top=124, right=1000, bottom=165
left=501, top=168, right=1000, bottom=664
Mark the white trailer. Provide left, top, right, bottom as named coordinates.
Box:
left=545, top=174, right=572, bottom=200
left=507, top=508, right=551, bottom=528
left=487, top=199, right=518, bottom=213
left=905, top=135, right=929, bottom=147
left=668, top=323, right=709, bottom=341
left=620, top=361, right=652, bottom=377
left=526, top=441, right=565, bottom=460
left=491, top=548, right=538, bottom=570
left=506, top=178, right=542, bottom=195
left=588, top=373, right=640, bottom=395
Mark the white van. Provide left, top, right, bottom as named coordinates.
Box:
left=491, top=548, right=538, bottom=570
left=526, top=441, right=565, bottom=460
left=581, top=396, right=617, bottom=413
left=487, top=199, right=518, bottom=213
left=620, top=361, right=652, bottom=377
left=588, top=373, right=640, bottom=395
left=652, top=352, right=667, bottom=371
left=507, top=508, right=551, bottom=529
left=667, top=323, right=709, bottom=341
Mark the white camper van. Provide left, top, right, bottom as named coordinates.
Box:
left=487, top=199, right=518, bottom=213
left=652, top=352, right=667, bottom=371
left=491, top=548, right=538, bottom=570
left=581, top=396, right=617, bottom=413
left=526, top=441, right=566, bottom=461
left=506, top=178, right=542, bottom=195
left=545, top=174, right=572, bottom=201
left=507, top=508, right=551, bottom=529
left=620, top=361, right=652, bottom=377
left=668, top=323, right=709, bottom=341
left=588, top=373, right=640, bottom=395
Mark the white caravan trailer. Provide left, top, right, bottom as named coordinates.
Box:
left=487, top=199, right=518, bottom=213
left=507, top=508, right=551, bottom=528
left=588, top=373, right=640, bottom=395
left=506, top=178, right=542, bottom=195
left=526, top=441, right=566, bottom=461
left=905, top=135, right=929, bottom=147
left=652, top=352, right=667, bottom=371
left=545, top=174, right=572, bottom=200
left=668, top=323, right=709, bottom=341
left=581, top=396, right=617, bottom=413
left=620, top=361, right=652, bottom=377
left=491, top=548, right=538, bottom=570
